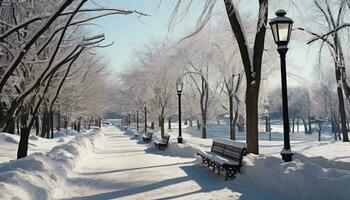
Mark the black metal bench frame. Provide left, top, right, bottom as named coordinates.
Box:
left=154, top=135, right=170, bottom=150
left=142, top=131, right=153, bottom=143
left=197, top=140, right=246, bottom=180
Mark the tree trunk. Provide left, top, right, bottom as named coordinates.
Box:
left=41, top=111, right=49, bottom=138
left=232, top=109, right=239, bottom=140
left=77, top=119, right=81, bottom=132
left=265, top=113, right=268, bottom=133
left=17, top=127, right=30, bottom=159
left=297, top=117, right=300, bottom=133
left=308, top=115, right=312, bottom=134
left=168, top=117, right=171, bottom=130
left=35, top=114, right=40, bottom=135
left=337, top=86, right=350, bottom=141
left=87, top=117, right=91, bottom=129
left=318, top=122, right=321, bottom=141
left=3, top=116, right=15, bottom=134
left=291, top=114, right=295, bottom=133
left=229, top=94, right=235, bottom=140
left=302, top=118, right=308, bottom=134
left=337, top=121, right=342, bottom=141
left=17, top=113, right=29, bottom=159
left=237, top=115, right=245, bottom=132
left=201, top=114, right=207, bottom=138
left=57, top=110, right=61, bottom=131
left=160, top=116, right=165, bottom=138
left=50, top=110, right=54, bottom=139
left=245, top=86, right=259, bottom=154
left=16, top=117, right=20, bottom=135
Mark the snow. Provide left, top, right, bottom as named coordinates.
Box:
left=0, top=124, right=349, bottom=199
left=0, top=128, right=102, bottom=200
left=280, top=148, right=294, bottom=154
left=237, top=154, right=350, bottom=200
left=0, top=129, right=90, bottom=164
left=58, top=126, right=279, bottom=200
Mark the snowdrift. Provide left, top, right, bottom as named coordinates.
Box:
left=0, top=128, right=103, bottom=200
left=0, top=132, right=19, bottom=144
left=237, top=154, right=350, bottom=200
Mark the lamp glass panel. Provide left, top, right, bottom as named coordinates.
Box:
left=278, top=23, right=289, bottom=42
left=271, top=23, right=278, bottom=43
left=177, top=83, right=182, bottom=92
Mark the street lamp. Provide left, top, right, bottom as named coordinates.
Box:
left=144, top=105, right=147, bottom=135
left=136, top=110, right=139, bottom=131
left=269, top=9, right=294, bottom=162
left=176, top=77, right=183, bottom=143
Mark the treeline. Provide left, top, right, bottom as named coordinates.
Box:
left=0, top=0, right=145, bottom=159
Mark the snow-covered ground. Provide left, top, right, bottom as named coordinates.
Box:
left=0, top=124, right=349, bottom=199
left=0, top=127, right=102, bottom=199
left=58, top=126, right=281, bottom=200
left=0, top=128, right=93, bottom=163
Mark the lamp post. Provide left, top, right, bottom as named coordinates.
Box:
left=144, top=106, right=147, bottom=135
left=269, top=9, right=294, bottom=162
left=176, top=77, right=183, bottom=143
left=136, top=110, right=139, bottom=131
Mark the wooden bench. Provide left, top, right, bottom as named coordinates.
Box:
left=154, top=134, right=170, bottom=150
left=142, top=130, right=153, bottom=143
left=122, top=126, right=128, bottom=131
left=195, top=139, right=246, bottom=180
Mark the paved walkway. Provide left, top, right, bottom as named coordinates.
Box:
left=58, top=126, right=280, bottom=200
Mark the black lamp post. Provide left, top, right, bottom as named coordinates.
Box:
left=269, top=9, right=294, bottom=162
left=144, top=106, right=147, bottom=135
left=136, top=110, right=139, bottom=131
left=176, top=77, right=183, bottom=143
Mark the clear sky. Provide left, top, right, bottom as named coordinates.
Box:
left=83, top=0, right=319, bottom=88
left=84, top=0, right=200, bottom=73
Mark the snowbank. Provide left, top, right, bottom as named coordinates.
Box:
left=0, top=132, right=19, bottom=144
left=0, top=128, right=103, bottom=200
left=237, top=154, right=350, bottom=200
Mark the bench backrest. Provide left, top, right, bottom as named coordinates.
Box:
left=211, top=139, right=246, bottom=164
left=146, top=132, right=153, bottom=137
left=162, top=134, right=170, bottom=145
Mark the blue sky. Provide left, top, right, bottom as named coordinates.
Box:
left=84, top=0, right=200, bottom=73
left=83, top=0, right=318, bottom=87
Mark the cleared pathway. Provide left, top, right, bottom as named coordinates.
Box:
left=58, top=126, right=281, bottom=200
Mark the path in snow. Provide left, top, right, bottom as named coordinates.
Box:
left=58, top=126, right=282, bottom=200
